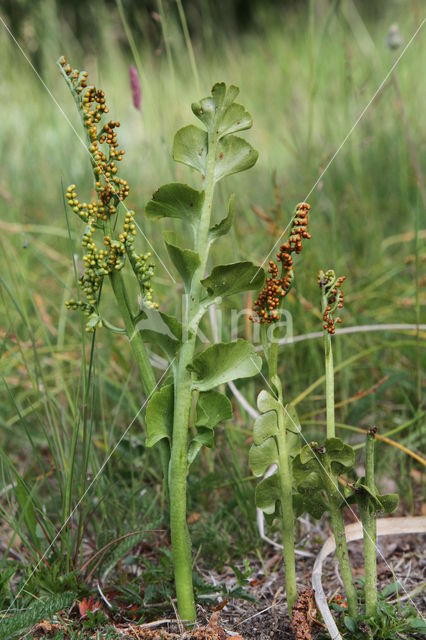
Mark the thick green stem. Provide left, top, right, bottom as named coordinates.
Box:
left=328, top=489, right=358, bottom=617
left=361, top=434, right=377, bottom=617
left=276, top=409, right=297, bottom=613
left=169, top=339, right=197, bottom=622
left=110, top=270, right=170, bottom=484
left=168, top=129, right=218, bottom=622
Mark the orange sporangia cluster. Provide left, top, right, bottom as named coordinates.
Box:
left=317, top=269, right=346, bottom=334
left=252, top=202, right=311, bottom=323
left=58, top=56, right=157, bottom=330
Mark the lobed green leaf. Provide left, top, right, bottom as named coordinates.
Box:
left=325, top=438, right=355, bottom=474
left=249, top=438, right=278, bottom=477
left=173, top=125, right=207, bottom=175
left=187, top=427, right=215, bottom=466
left=283, top=404, right=301, bottom=434
left=145, top=182, right=204, bottom=224
left=377, top=492, right=399, bottom=513
left=201, top=261, right=265, bottom=301
left=164, top=237, right=200, bottom=292
left=292, top=453, right=322, bottom=490
left=253, top=411, right=278, bottom=445
left=208, top=194, right=235, bottom=240
left=137, top=310, right=182, bottom=359
left=192, top=82, right=252, bottom=138
left=257, top=389, right=281, bottom=414
left=214, top=135, right=258, bottom=183
left=189, top=339, right=261, bottom=391
left=255, top=473, right=280, bottom=515
left=196, top=390, right=232, bottom=429
left=145, top=384, right=173, bottom=448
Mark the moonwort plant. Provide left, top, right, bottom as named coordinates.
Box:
left=292, top=271, right=398, bottom=623
left=59, top=60, right=264, bottom=622
left=292, top=270, right=359, bottom=617
left=57, top=56, right=170, bottom=486
left=142, top=83, right=265, bottom=621
left=249, top=203, right=311, bottom=614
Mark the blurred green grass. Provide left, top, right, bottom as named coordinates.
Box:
left=0, top=0, right=424, bottom=615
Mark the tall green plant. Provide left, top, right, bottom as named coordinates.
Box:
left=293, top=269, right=358, bottom=616
left=144, top=82, right=263, bottom=621
left=57, top=56, right=170, bottom=489
left=58, top=59, right=264, bottom=621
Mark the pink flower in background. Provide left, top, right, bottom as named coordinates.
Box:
left=129, top=65, right=141, bottom=111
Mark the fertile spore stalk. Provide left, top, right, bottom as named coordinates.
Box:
left=250, top=202, right=311, bottom=614
left=318, top=269, right=345, bottom=439
left=57, top=57, right=170, bottom=484
left=317, top=270, right=357, bottom=616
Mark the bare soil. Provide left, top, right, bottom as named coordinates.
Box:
left=30, top=525, right=426, bottom=639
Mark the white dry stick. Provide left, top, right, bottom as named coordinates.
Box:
left=312, top=516, right=426, bottom=640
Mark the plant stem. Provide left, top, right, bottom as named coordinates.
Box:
left=169, top=339, right=197, bottom=622
left=361, top=433, right=377, bottom=617
left=324, top=331, right=335, bottom=439
left=322, top=291, right=335, bottom=439
left=109, top=270, right=170, bottom=485
left=168, top=128, right=218, bottom=622
left=268, top=326, right=297, bottom=613
left=321, top=312, right=357, bottom=615
left=276, top=395, right=297, bottom=613
left=327, top=488, right=358, bottom=617
left=268, top=338, right=278, bottom=380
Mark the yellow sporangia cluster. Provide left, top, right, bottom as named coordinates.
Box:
left=59, top=56, right=157, bottom=330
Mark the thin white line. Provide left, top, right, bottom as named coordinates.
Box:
left=1, top=359, right=174, bottom=620
left=0, top=15, right=175, bottom=282
left=253, top=323, right=426, bottom=351
left=251, top=17, right=426, bottom=280
left=251, top=358, right=424, bottom=619
left=303, top=18, right=425, bottom=201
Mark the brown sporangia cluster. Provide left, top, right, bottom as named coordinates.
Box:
left=251, top=202, right=311, bottom=323
left=58, top=56, right=157, bottom=330
left=317, top=269, right=346, bottom=335
left=291, top=588, right=317, bottom=640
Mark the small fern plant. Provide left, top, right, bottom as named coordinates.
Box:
left=143, top=83, right=264, bottom=621
left=249, top=202, right=311, bottom=614
left=292, top=270, right=358, bottom=616
left=292, top=271, right=398, bottom=620
left=57, top=57, right=173, bottom=484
